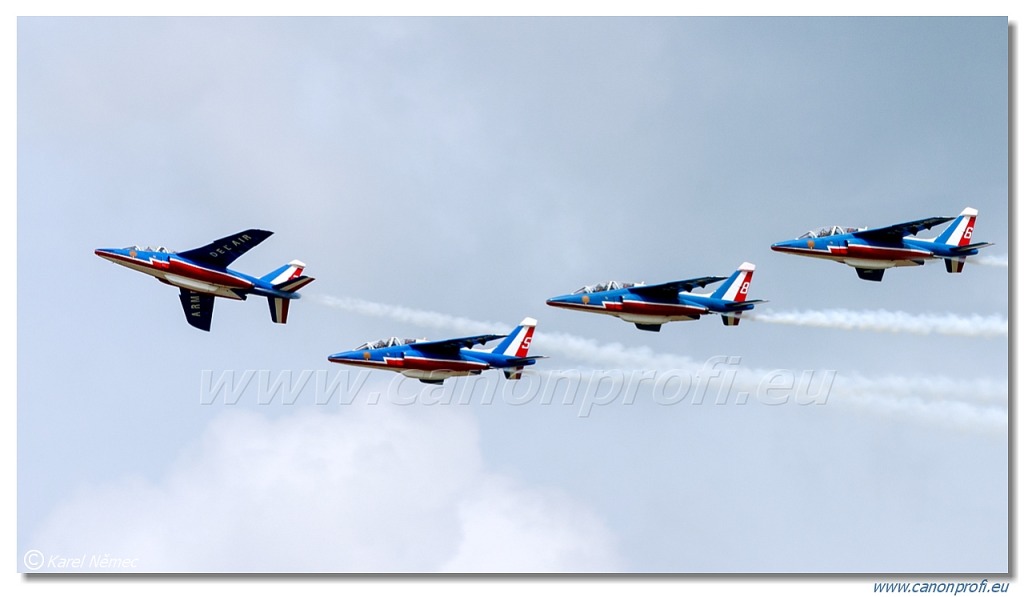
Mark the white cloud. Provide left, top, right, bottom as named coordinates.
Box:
left=29, top=402, right=620, bottom=572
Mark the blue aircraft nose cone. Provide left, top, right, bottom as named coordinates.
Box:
left=328, top=351, right=359, bottom=363
left=546, top=295, right=571, bottom=306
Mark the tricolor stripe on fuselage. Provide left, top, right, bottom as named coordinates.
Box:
left=833, top=244, right=933, bottom=261
left=614, top=299, right=707, bottom=318
left=98, top=250, right=255, bottom=297
left=328, top=353, right=488, bottom=373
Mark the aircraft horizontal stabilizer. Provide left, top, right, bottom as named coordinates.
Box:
left=949, top=242, right=994, bottom=254
left=275, top=275, right=315, bottom=293
left=502, top=355, right=547, bottom=367
left=729, top=299, right=766, bottom=309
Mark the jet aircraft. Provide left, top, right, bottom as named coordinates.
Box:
left=545, top=263, right=763, bottom=332
left=95, top=229, right=314, bottom=331
left=770, top=207, right=992, bottom=281
left=328, top=318, right=543, bottom=384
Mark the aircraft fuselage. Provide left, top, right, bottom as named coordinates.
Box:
left=95, top=248, right=280, bottom=300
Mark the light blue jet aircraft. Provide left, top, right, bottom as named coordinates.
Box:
left=328, top=318, right=543, bottom=384
left=546, top=263, right=763, bottom=332
left=95, top=229, right=314, bottom=331
left=770, top=207, right=992, bottom=281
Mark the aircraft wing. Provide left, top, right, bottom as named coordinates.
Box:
left=177, top=229, right=274, bottom=268
left=851, top=217, right=953, bottom=244
left=178, top=289, right=215, bottom=331
left=411, top=334, right=507, bottom=356
left=630, top=276, right=727, bottom=302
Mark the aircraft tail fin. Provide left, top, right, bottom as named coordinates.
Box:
left=267, top=297, right=292, bottom=324
left=935, top=207, right=978, bottom=247
left=262, top=260, right=315, bottom=292
left=488, top=317, right=538, bottom=357
left=710, top=262, right=756, bottom=301
left=721, top=313, right=742, bottom=326
left=503, top=367, right=525, bottom=380
left=944, top=257, right=966, bottom=274
left=501, top=355, right=547, bottom=379
left=934, top=209, right=993, bottom=274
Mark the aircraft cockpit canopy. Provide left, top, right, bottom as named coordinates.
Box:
left=572, top=280, right=641, bottom=294
left=797, top=226, right=859, bottom=239
left=354, top=337, right=426, bottom=350
left=123, top=245, right=172, bottom=253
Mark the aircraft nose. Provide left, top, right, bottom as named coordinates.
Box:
left=94, top=248, right=119, bottom=260
left=327, top=351, right=355, bottom=363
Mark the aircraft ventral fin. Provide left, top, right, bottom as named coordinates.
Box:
left=851, top=217, right=953, bottom=244
left=177, top=229, right=274, bottom=269
left=411, top=334, right=507, bottom=355
left=630, top=276, right=727, bottom=301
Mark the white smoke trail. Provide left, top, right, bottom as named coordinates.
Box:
left=828, top=392, right=1008, bottom=434
left=748, top=309, right=1007, bottom=338
left=828, top=372, right=1007, bottom=435
left=974, top=253, right=1008, bottom=268
left=310, top=294, right=1006, bottom=432
left=313, top=295, right=507, bottom=336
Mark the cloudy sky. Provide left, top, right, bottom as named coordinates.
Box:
left=17, top=16, right=1008, bottom=574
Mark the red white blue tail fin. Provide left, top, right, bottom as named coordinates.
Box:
left=935, top=207, right=978, bottom=247
left=268, top=297, right=291, bottom=324
left=503, top=367, right=525, bottom=380
left=711, top=262, right=756, bottom=302
left=489, top=317, right=538, bottom=357
left=262, top=260, right=312, bottom=289
left=261, top=260, right=315, bottom=293
left=262, top=261, right=313, bottom=323
left=933, top=208, right=994, bottom=273
left=721, top=313, right=742, bottom=326
left=944, top=257, right=966, bottom=273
